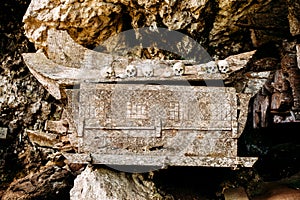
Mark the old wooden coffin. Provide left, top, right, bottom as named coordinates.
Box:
left=22, top=29, right=258, bottom=169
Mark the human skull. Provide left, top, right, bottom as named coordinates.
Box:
left=217, top=60, right=230, bottom=73
left=273, top=115, right=283, bottom=123
left=205, top=61, right=218, bottom=74
left=125, top=65, right=137, bottom=77
left=142, top=65, right=154, bottom=77
left=101, top=66, right=115, bottom=78
left=173, top=62, right=185, bottom=76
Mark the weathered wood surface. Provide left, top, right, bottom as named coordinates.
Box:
left=252, top=41, right=300, bottom=127
left=22, top=29, right=256, bottom=83
left=21, top=29, right=260, bottom=168
left=22, top=52, right=225, bottom=82
left=22, top=29, right=258, bottom=99
left=56, top=79, right=258, bottom=168
left=63, top=153, right=257, bottom=168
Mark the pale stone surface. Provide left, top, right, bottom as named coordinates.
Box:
left=70, top=166, right=168, bottom=200
left=23, top=0, right=123, bottom=50
left=224, top=50, right=256, bottom=72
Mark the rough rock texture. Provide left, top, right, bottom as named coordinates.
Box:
left=225, top=0, right=290, bottom=48
left=70, top=166, right=172, bottom=200
left=287, top=0, right=300, bottom=36
left=0, top=0, right=36, bottom=184
left=223, top=172, right=300, bottom=200
left=251, top=172, right=300, bottom=200
left=1, top=0, right=300, bottom=199
left=2, top=165, right=74, bottom=200
left=0, top=0, right=72, bottom=197
left=22, top=0, right=124, bottom=49
left=223, top=187, right=249, bottom=200
left=22, top=0, right=293, bottom=58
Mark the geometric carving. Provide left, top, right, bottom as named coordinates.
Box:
left=127, top=102, right=147, bottom=119
left=168, top=102, right=180, bottom=121
left=22, top=47, right=258, bottom=169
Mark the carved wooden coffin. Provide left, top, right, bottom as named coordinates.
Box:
left=62, top=82, right=257, bottom=168
left=21, top=29, right=258, bottom=169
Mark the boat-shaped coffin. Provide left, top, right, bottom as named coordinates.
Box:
left=21, top=29, right=257, bottom=168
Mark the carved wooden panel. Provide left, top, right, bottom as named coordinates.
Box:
left=63, top=83, right=257, bottom=167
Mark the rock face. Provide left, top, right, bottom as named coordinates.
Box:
left=0, top=0, right=74, bottom=197
left=2, top=166, right=74, bottom=200
left=70, top=166, right=170, bottom=200
left=22, top=0, right=213, bottom=51
left=1, top=0, right=300, bottom=199
left=287, top=0, right=300, bottom=36
left=22, top=0, right=293, bottom=58
left=22, top=0, right=123, bottom=49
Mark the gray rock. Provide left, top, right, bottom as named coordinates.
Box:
left=2, top=166, right=74, bottom=200
left=70, top=166, right=170, bottom=200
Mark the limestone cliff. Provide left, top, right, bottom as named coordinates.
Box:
left=1, top=0, right=300, bottom=199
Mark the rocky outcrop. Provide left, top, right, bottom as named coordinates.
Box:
left=287, top=0, right=300, bottom=36
left=2, top=165, right=74, bottom=200
left=1, top=0, right=300, bottom=199
left=251, top=172, right=300, bottom=200
left=22, top=0, right=124, bottom=50
left=22, top=0, right=294, bottom=58
left=70, top=166, right=172, bottom=200
left=0, top=0, right=71, bottom=197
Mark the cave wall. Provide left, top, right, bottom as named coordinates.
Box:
left=1, top=0, right=300, bottom=199
left=22, top=0, right=295, bottom=58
